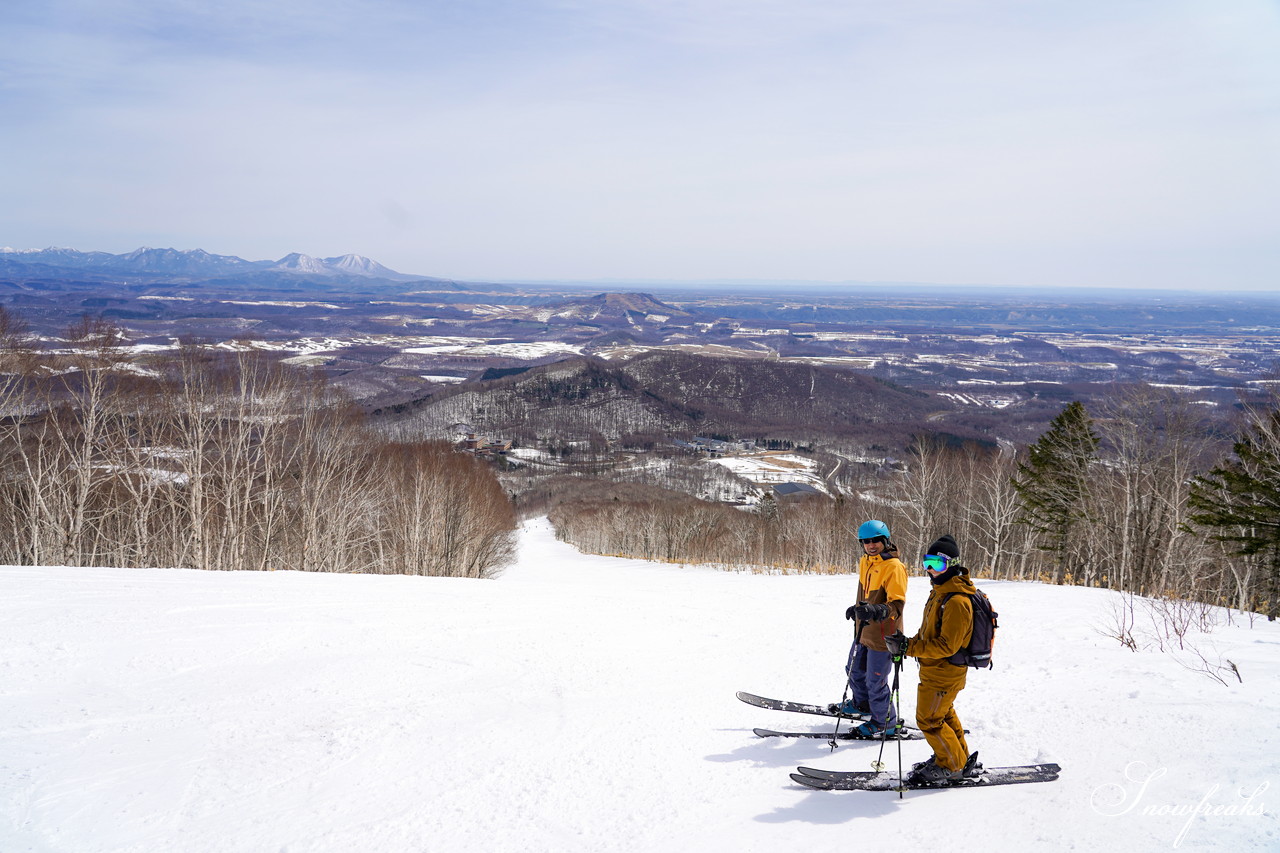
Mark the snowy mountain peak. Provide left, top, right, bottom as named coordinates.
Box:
left=272, top=253, right=335, bottom=275
left=104, top=247, right=252, bottom=274
left=322, top=254, right=401, bottom=278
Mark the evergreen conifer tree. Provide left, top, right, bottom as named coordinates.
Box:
left=1187, top=406, right=1280, bottom=619
left=1012, top=400, right=1100, bottom=582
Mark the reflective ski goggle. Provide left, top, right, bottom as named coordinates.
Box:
left=922, top=554, right=952, bottom=573
left=859, top=536, right=886, bottom=545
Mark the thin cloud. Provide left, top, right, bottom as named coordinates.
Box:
left=1, top=0, right=1277, bottom=288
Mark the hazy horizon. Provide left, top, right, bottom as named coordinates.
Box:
left=4, top=242, right=1279, bottom=298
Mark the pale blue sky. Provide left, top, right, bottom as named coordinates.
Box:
left=2, top=0, right=1278, bottom=289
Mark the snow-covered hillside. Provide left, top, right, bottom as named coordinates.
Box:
left=2, top=521, right=1276, bottom=852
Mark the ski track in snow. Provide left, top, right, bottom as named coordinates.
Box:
left=1, top=520, right=1278, bottom=852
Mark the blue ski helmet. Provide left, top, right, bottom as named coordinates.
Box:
left=857, top=520, right=890, bottom=541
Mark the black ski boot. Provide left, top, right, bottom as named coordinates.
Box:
left=907, top=760, right=960, bottom=786
left=910, top=755, right=937, bottom=775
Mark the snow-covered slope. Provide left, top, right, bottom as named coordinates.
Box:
left=2, top=521, right=1276, bottom=852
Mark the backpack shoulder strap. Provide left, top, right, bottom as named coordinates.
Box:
left=934, top=591, right=964, bottom=632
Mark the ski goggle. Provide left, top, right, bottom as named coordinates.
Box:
left=859, top=536, right=886, bottom=545
left=922, top=554, right=952, bottom=573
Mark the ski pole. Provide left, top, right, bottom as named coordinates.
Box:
left=892, top=654, right=904, bottom=798
left=829, top=667, right=854, bottom=751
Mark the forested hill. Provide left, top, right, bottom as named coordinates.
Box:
left=374, top=350, right=956, bottom=447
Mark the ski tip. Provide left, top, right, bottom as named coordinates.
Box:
left=794, top=766, right=831, bottom=779
left=790, top=773, right=834, bottom=790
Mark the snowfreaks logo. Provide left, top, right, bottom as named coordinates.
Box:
left=1090, top=761, right=1269, bottom=848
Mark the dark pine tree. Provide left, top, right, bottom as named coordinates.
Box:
left=1187, top=407, right=1280, bottom=619
left=1011, top=400, right=1100, bottom=583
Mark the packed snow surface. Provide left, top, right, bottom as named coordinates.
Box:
left=2, top=520, right=1277, bottom=852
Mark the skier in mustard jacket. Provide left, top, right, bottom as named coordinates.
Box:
left=887, top=534, right=981, bottom=784
left=834, top=520, right=908, bottom=737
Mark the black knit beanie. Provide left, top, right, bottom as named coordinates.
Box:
left=925, top=534, right=960, bottom=560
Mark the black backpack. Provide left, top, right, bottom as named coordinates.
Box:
left=935, top=589, right=998, bottom=669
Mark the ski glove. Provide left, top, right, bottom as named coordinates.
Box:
left=849, top=602, right=890, bottom=622
left=885, top=632, right=909, bottom=656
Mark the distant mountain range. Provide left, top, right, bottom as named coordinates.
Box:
left=0, top=246, right=488, bottom=289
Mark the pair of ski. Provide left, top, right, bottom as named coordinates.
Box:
left=737, top=691, right=923, bottom=741
left=739, top=691, right=1061, bottom=792
left=790, top=762, right=1062, bottom=792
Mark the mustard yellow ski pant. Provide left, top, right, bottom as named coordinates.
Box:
left=915, top=661, right=969, bottom=772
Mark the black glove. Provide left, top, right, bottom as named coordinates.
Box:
left=885, top=631, right=909, bottom=656
left=848, top=602, right=889, bottom=623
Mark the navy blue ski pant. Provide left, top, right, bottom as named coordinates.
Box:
left=846, top=642, right=897, bottom=728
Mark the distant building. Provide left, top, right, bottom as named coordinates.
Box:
left=771, top=482, right=822, bottom=499
left=458, top=432, right=511, bottom=456
left=677, top=436, right=758, bottom=455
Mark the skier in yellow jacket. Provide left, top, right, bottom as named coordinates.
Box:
left=886, top=534, right=982, bottom=784
left=833, top=520, right=908, bottom=737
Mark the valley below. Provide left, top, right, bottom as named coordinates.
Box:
left=4, top=246, right=1278, bottom=510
